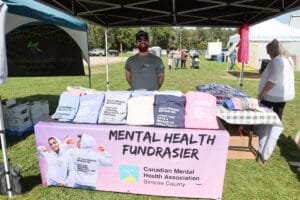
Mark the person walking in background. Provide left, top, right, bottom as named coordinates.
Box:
left=229, top=49, right=236, bottom=70
left=167, top=49, right=173, bottom=70
left=180, top=50, right=187, bottom=69
left=125, top=30, right=165, bottom=90
left=173, top=47, right=181, bottom=70
left=258, top=39, right=295, bottom=120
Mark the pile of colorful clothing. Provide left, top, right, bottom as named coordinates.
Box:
left=196, top=83, right=250, bottom=104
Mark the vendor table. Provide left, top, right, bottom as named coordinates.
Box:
left=35, top=121, right=229, bottom=199
left=216, top=105, right=283, bottom=161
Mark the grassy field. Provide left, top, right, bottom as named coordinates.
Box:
left=0, top=55, right=299, bottom=200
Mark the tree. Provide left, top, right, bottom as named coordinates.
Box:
left=110, top=28, right=138, bottom=52
left=87, top=22, right=104, bottom=49
left=86, top=21, right=237, bottom=52
left=149, top=27, right=175, bottom=49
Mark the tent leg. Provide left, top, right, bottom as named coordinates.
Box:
left=239, top=62, right=244, bottom=88
left=88, top=62, right=92, bottom=88
left=0, top=100, right=13, bottom=198
left=226, top=57, right=229, bottom=72
left=105, top=28, right=109, bottom=91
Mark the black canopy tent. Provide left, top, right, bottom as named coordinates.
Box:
left=38, top=0, right=300, bottom=89
left=0, top=0, right=298, bottom=198
left=38, top=0, right=300, bottom=28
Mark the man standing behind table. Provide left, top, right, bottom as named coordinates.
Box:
left=125, top=30, right=165, bottom=91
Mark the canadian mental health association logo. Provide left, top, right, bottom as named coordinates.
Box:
left=119, top=165, right=139, bottom=182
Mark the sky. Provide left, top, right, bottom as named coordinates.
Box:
left=275, top=9, right=300, bottom=24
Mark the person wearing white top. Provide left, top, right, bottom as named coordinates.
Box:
left=37, top=136, right=73, bottom=186
left=258, top=39, right=295, bottom=119
left=66, top=134, right=113, bottom=190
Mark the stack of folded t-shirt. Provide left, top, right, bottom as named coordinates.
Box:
left=126, top=95, right=155, bottom=126
left=98, top=91, right=132, bottom=124
left=153, top=94, right=186, bottom=128
left=223, top=97, right=264, bottom=111
left=184, top=91, right=218, bottom=129
left=51, top=93, right=80, bottom=122
left=73, top=92, right=105, bottom=124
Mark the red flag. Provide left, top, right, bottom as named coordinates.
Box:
left=237, top=24, right=249, bottom=63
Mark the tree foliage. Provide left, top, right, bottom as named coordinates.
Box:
left=87, top=22, right=237, bottom=51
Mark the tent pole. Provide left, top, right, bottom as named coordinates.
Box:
left=239, top=62, right=244, bottom=88
left=88, top=60, right=91, bottom=88
left=0, top=99, right=13, bottom=198
left=226, top=56, right=229, bottom=72
left=105, top=28, right=109, bottom=91
left=86, top=28, right=91, bottom=88
left=0, top=3, right=13, bottom=197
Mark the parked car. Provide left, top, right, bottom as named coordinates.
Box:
left=108, top=49, right=119, bottom=56
left=88, top=48, right=105, bottom=56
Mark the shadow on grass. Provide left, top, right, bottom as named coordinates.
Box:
left=277, top=134, right=300, bottom=180
left=3, top=94, right=60, bottom=147
left=5, top=131, right=34, bottom=147
left=227, top=70, right=261, bottom=79
left=0, top=174, right=41, bottom=198
left=14, top=94, right=60, bottom=114
left=23, top=174, right=42, bottom=193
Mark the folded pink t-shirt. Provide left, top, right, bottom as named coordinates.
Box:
left=184, top=91, right=218, bottom=129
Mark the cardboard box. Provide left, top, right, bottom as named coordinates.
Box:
left=226, top=125, right=259, bottom=159
left=228, top=134, right=259, bottom=159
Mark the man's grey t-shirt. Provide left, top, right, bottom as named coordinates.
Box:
left=125, top=53, right=165, bottom=90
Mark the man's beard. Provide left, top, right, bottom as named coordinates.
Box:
left=138, top=44, right=148, bottom=52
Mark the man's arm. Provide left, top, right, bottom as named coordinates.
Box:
left=158, top=73, right=165, bottom=90
left=259, top=81, right=273, bottom=100
left=125, top=70, right=132, bottom=87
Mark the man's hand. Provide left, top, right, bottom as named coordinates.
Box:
left=98, top=146, right=105, bottom=152
left=41, top=146, right=48, bottom=152
left=65, top=137, right=73, bottom=144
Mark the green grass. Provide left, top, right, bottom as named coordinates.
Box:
left=0, top=55, right=300, bottom=200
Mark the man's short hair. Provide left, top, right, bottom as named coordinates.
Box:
left=136, top=30, right=149, bottom=41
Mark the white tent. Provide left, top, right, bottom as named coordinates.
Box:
left=290, top=14, right=300, bottom=30
left=0, top=1, right=7, bottom=84
left=250, top=18, right=300, bottom=42
left=229, top=19, right=300, bottom=71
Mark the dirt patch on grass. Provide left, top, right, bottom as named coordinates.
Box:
left=83, top=56, right=128, bottom=74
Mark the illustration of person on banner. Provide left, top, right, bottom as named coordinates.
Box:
left=37, top=136, right=73, bottom=186
left=66, top=134, right=113, bottom=190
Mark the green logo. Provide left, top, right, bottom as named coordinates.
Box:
left=27, top=41, right=41, bottom=53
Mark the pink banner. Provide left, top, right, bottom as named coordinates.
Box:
left=34, top=122, right=229, bottom=199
